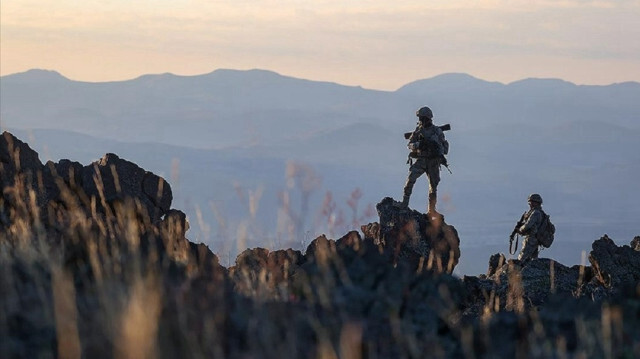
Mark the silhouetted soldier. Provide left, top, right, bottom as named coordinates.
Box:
left=401, top=106, right=449, bottom=213
left=513, top=193, right=546, bottom=262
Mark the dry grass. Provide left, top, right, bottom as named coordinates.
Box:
left=1, top=144, right=638, bottom=358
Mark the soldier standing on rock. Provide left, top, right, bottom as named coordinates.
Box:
left=401, top=106, right=449, bottom=213
left=511, top=193, right=547, bottom=263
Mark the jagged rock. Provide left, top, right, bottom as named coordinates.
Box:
left=1, top=132, right=173, bottom=228
left=292, top=230, right=467, bottom=357
left=81, top=153, right=172, bottom=222
left=375, top=197, right=460, bottom=273
left=233, top=247, right=270, bottom=273
left=4, top=131, right=640, bottom=358
left=267, top=248, right=305, bottom=282
left=0, top=131, right=43, bottom=180
left=631, top=236, right=640, bottom=251
left=589, top=234, right=640, bottom=289
left=42, top=159, right=84, bottom=204
left=471, top=256, right=599, bottom=314
left=159, top=209, right=224, bottom=278
left=230, top=247, right=305, bottom=298
left=188, top=242, right=225, bottom=276
left=1, top=132, right=52, bottom=225
left=49, top=159, right=84, bottom=189
left=360, top=222, right=380, bottom=243
left=1, top=132, right=230, bottom=359
left=143, top=171, right=172, bottom=213
left=518, top=259, right=586, bottom=303
left=487, top=253, right=506, bottom=276
left=336, top=230, right=361, bottom=250
left=304, top=234, right=337, bottom=264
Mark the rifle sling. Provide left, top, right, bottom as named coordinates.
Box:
left=509, top=235, right=519, bottom=255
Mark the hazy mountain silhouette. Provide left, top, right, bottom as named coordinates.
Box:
left=1, top=69, right=400, bottom=148
left=2, top=69, right=639, bottom=274
left=5, top=69, right=638, bottom=143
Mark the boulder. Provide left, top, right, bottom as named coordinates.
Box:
left=81, top=153, right=172, bottom=222
left=589, top=234, right=640, bottom=289
left=374, top=197, right=460, bottom=273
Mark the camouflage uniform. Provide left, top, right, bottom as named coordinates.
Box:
left=402, top=121, right=449, bottom=212
left=517, top=206, right=544, bottom=262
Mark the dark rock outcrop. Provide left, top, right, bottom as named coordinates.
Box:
left=80, top=152, right=172, bottom=222
left=478, top=234, right=640, bottom=309
left=1, top=131, right=227, bottom=358
left=365, top=197, right=460, bottom=273
left=230, top=247, right=305, bottom=298
left=2, top=131, right=640, bottom=359
left=589, top=234, right=640, bottom=290
left=0, top=131, right=43, bottom=178
left=1, top=132, right=172, bottom=227
left=1, top=132, right=50, bottom=225
left=487, top=253, right=506, bottom=276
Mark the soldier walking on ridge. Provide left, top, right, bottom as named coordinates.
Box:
left=401, top=106, right=449, bottom=213
left=509, top=193, right=555, bottom=263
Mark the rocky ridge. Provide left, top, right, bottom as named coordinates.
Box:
left=1, top=131, right=638, bottom=358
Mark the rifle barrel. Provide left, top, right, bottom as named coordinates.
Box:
left=404, top=124, right=451, bottom=139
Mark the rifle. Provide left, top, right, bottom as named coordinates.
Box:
left=440, top=155, right=452, bottom=174
left=404, top=123, right=451, bottom=140
left=509, top=211, right=527, bottom=255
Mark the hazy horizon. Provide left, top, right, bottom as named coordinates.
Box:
left=2, top=1, right=639, bottom=91
left=3, top=67, right=640, bottom=90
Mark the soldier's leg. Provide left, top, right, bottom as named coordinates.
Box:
left=426, top=159, right=441, bottom=213
left=531, top=244, right=539, bottom=259
left=402, top=163, right=424, bottom=207
left=518, top=236, right=539, bottom=263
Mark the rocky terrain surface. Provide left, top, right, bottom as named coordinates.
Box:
left=1, top=131, right=639, bottom=358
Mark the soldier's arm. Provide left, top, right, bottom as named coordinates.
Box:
left=519, top=211, right=542, bottom=235
left=408, top=127, right=421, bottom=142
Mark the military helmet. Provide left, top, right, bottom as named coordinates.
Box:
left=528, top=193, right=543, bottom=204
left=416, top=106, right=433, bottom=119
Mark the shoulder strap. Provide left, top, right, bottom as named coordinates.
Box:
left=536, top=209, right=549, bottom=230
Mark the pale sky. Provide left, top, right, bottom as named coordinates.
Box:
left=2, top=0, right=639, bottom=90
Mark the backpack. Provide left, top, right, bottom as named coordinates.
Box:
left=537, top=211, right=555, bottom=248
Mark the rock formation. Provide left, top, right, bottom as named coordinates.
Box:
left=1, top=132, right=172, bottom=227
left=365, top=197, right=460, bottom=273
left=1, top=131, right=638, bottom=359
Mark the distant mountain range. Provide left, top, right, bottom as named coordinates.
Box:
left=2, top=69, right=639, bottom=274
left=3, top=69, right=638, bottom=146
